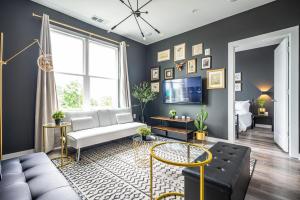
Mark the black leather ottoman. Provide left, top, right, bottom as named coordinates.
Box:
left=0, top=152, right=80, bottom=200
left=182, top=142, right=251, bottom=200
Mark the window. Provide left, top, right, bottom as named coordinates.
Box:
left=50, top=28, right=119, bottom=110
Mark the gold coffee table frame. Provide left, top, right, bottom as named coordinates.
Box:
left=150, top=142, right=212, bottom=200
left=42, top=122, right=72, bottom=168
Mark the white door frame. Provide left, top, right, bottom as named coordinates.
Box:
left=228, top=26, right=299, bottom=159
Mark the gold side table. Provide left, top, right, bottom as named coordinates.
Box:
left=42, top=122, right=72, bottom=167
left=150, top=142, right=212, bottom=200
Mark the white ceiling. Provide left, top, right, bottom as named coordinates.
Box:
left=31, top=0, right=276, bottom=45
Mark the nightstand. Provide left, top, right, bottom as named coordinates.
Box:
left=253, top=115, right=273, bottom=131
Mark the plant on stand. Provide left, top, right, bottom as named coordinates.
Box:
left=137, top=127, right=151, bottom=141
left=52, top=111, right=65, bottom=125
left=256, top=98, right=266, bottom=115
left=194, top=106, right=208, bottom=141
left=132, top=82, right=158, bottom=123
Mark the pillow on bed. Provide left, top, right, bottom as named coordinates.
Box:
left=116, top=113, right=133, bottom=124
left=235, top=101, right=250, bottom=114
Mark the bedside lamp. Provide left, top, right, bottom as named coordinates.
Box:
left=261, top=90, right=273, bottom=98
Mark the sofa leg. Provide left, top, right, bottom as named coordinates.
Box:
left=76, top=148, right=81, bottom=162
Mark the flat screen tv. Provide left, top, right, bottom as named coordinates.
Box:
left=163, top=76, right=202, bottom=104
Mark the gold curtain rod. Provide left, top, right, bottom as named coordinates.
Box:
left=32, top=13, right=127, bottom=46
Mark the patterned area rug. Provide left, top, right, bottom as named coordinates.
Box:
left=53, top=137, right=256, bottom=200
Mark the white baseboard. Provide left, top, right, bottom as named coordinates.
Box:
left=255, top=124, right=272, bottom=129
left=207, top=136, right=230, bottom=143
left=3, top=149, right=35, bottom=160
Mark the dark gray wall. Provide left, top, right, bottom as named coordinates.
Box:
left=1, top=0, right=300, bottom=153
left=145, top=0, right=300, bottom=139
left=0, top=0, right=147, bottom=154
left=236, top=45, right=277, bottom=116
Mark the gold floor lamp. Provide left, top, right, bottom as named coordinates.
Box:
left=0, top=32, right=53, bottom=160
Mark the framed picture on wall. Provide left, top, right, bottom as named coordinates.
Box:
left=205, top=48, right=211, bottom=56
left=235, top=82, right=242, bottom=91
left=157, top=49, right=170, bottom=62
left=201, top=56, right=212, bottom=69
left=164, top=68, right=174, bottom=79
left=151, top=82, right=160, bottom=92
left=187, top=59, right=197, bottom=74
left=174, top=43, right=186, bottom=61
left=192, top=43, right=203, bottom=56
left=235, top=72, right=242, bottom=82
left=151, top=67, right=160, bottom=81
left=207, top=68, right=225, bottom=89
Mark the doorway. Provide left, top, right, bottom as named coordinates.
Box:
left=234, top=43, right=286, bottom=152
left=227, top=26, right=299, bottom=159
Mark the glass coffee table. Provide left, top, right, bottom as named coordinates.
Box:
left=149, top=142, right=212, bottom=200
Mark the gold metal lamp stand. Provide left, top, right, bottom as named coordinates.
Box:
left=0, top=32, right=53, bottom=160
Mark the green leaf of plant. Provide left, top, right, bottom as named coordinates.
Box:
left=194, top=120, right=200, bottom=130
left=203, top=112, right=208, bottom=120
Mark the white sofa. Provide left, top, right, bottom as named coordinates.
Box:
left=64, top=108, right=146, bottom=161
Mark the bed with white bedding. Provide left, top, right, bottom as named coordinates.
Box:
left=235, top=100, right=253, bottom=133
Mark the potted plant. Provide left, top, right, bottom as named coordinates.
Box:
left=52, top=111, right=65, bottom=125
left=194, top=106, right=208, bottom=141
left=132, top=82, right=158, bottom=123
left=169, top=109, right=176, bottom=119
left=256, top=98, right=266, bottom=115
left=137, top=127, right=151, bottom=141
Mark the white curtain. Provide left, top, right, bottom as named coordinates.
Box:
left=119, top=41, right=131, bottom=108
left=34, top=14, right=58, bottom=153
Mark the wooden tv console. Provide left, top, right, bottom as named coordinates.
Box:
left=150, top=116, right=194, bottom=141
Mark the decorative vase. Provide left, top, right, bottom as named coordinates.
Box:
left=258, top=108, right=266, bottom=115
left=55, top=119, right=61, bottom=125
left=196, top=131, right=207, bottom=141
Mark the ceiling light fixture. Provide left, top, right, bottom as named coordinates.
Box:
left=108, top=0, right=161, bottom=40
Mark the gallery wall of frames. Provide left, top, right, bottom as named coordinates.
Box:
left=145, top=0, right=299, bottom=140
left=150, top=42, right=225, bottom=93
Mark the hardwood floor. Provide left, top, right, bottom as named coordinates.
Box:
left=236, top=128, right=300, bottom=200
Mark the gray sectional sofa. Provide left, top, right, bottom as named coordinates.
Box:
left=0, top=152, right=80, bottom=200
left=65, top=108, right=146, bottom=161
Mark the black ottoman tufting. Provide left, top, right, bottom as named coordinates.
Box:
left=182, top=142, right=251, bottom=200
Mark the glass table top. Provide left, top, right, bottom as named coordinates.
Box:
left=43, top=122, right=71, bottom=128
left=150, top=142, right=212, bottom=166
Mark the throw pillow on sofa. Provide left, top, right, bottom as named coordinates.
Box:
left=71, top=116, right=96, bottom=131
left=116, top=113, right=133, bottom=124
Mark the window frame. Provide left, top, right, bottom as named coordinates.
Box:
left=50, top=25, right=120, bottom=110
